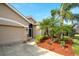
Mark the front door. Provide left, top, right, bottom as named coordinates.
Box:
left=29, top=24, right=33, bottom=38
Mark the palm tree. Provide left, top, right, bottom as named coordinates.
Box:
left=39, top=17, right=59, bottom=38
left=61, top=3, right=79, bottom=25
left=51, top=3, right=79, bottom=39
left=39, top=18, right=52, bottom=37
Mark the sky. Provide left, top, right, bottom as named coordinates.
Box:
left=11, top=3, right=79, bottom=22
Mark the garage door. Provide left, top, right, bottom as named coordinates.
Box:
left=0, top=25, right=27, bottom=45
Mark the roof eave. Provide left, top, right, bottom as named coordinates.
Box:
left=5, top=3, right=31, bottom=24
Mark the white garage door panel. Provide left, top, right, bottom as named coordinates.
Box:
left=0, top=26, right=27, bottom=45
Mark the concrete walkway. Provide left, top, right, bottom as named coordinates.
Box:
left=0, top=40, right=63, bottom=56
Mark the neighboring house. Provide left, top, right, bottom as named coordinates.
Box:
left=74, top=24, right=79, bottom=34
left=72, top=19, right=79, bottom=34
left=0, top=3, right=38, bottom=45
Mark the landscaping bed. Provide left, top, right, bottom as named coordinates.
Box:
left=37, top=38, right=74, bottom=56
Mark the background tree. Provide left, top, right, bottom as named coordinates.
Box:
left=39, top=18, right=51, bottom=37
left=51, top=3, right=79, bottom=39
left=39, top=17, right=60, bottom=38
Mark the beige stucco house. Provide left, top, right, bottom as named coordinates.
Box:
left=0, top=3, right=38, bottom=45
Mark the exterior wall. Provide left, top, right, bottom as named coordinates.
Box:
left=0, top=25, right=27, bottom=45
left=33, top=25, right=36, bottom=38
left=0, top=4, right=29, bottom=26
left=26, top=16, right=37, bottom=25
left=33, top=25, right=41, bottom=38
left=26, top=17, right=37, bottom=38
left=27, top=18, right=36, bottom=25
left=0, top=3, right=29, bottom=45
left=0, top=3, right=38, bottom=44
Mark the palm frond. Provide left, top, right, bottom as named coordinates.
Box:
left=64, top=3, right=79, bottom=10
left=73, top=14, right=79, bottom=20
left=51, top=9, right=60, bottom=17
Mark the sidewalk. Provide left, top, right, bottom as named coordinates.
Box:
left=0, top=40, right=63, bottom=56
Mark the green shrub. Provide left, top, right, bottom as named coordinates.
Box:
left=60, top=41, right=66, bottom=47
left=35, top=35, right=44, bottom=44
left=74, top=34, right=79, bottom=40
left=63, top=36, right=70, bottom=41
left=73, top=39, right=79, bottom=55
left=53, top=38, right=59, bottom=43
left=60, top=36, right=71, bottom=47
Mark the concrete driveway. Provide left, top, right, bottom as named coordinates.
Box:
left=0, top=40, right=63, bottom=56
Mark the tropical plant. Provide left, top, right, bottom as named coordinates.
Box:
left=51, top=3, right=79, bottom=40
left=39, top=17, right=60, bottom=37
left=39, top=18, right=51, bottom=37
left=35, top=35, right=44, bottom=44
left=60, top=41, right=66, bottom=47
left=38, top=3, right=79, bottom=47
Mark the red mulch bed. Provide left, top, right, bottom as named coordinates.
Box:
left=37, top=38, right=74, bottom=56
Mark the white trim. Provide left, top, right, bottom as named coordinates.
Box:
left=0, top=17, right=28, bottom=28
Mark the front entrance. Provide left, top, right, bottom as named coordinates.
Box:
left=29, top=24, right=33, bottom=38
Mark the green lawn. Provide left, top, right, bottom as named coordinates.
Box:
left=73, top=34, right=79, bottom=55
